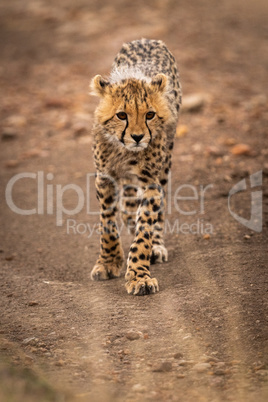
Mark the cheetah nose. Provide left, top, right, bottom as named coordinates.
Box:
left=131, top=134, right=144, bottom=144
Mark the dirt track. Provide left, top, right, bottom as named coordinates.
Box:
left=0, top=0, right=268, bottom=401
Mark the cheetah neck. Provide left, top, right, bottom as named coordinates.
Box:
left=109, top=66, right=151, bottom=84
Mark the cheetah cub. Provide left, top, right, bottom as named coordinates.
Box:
left=90, top=39, right=181, bottom=295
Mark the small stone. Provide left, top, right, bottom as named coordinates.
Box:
left=256, top=370, right=268, bottom=377
left=177, top=373, right=185, bottom=379
left=174, top=352, right=184, bottom=360
left=143, top=333, right=149, bottom=339
left=183, top=334, right=192, bottom=340
left=224, top=175, right=232, bottom=182
left=132, top=383, right=147, bottom=392
left=192, top=363, right=211, bottom=373
left=55, top=359, right=65, bottom=367
left=20, top=149, right=41, bottom=159
left=24, top=355, right=34, bottom=364
left=254, top=363, right=266, bottom=371
left=215, top=362, right=226, bottom=369
left=112, top=338, right=121, bottom=345
left=202, top=356, right=220, bottom=363
left=1, top=129, right=18, bottom=141
left=5, top=255, right=14, bottom=261
left=182, top=93, right=208, bottom=113
left=230, top=360, right=241, bottom=365
left=213, top=369, right=227, bottom=376
left=206, top=146, right=224, bottom=157
left=5, top=115, right=26, bottom=127
left=22, top=337, right=36, bottom=345
left=244, top=234, right=251, bottom=240
left=153, top=361, right=172, bottom=372
left=203, top=234, right=211, bottom=240
left=215, top=157, right=223, bottom=165
left=231, top=144, right=252, bottom=156
left=222, top=138, right=236, bottom=146
left=111, top=370, right=121, bottom=375
left=5, top=160, right=20, bottom=168
left=45, top=98, right=69, bottom=108
left=176, top=124, right=188, bottom=138
left=177, top=360, right=195, bottom=366
left=28, top=301, right=39, bottom=306
left=126, top=331, right=140, bottom=341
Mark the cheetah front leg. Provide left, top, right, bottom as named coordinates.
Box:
left=125, top=183, right=164, bottom=295
left=91, top=174, right=124, bottom=281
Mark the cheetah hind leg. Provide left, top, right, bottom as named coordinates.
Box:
left=150, top=216, right=168, bottom=264
left=120, top=180, right=140, bottom=234
left=150, top=244, right=168, bottom=264
left=91, top=259, right=123, bottom=281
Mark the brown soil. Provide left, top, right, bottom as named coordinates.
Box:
left=0, top=0, right=267, bottom=401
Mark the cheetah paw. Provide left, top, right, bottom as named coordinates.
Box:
left=151, top=245, right=168, bottom=264
left=125, top=277, right=159, bottom=296
left=91, top=262, right=122, bottom=281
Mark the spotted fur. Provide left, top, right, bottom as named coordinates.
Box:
left=90, top=39, right=181, bottom=295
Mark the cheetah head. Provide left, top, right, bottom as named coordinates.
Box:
left=90, top=74, right=172, bottom=152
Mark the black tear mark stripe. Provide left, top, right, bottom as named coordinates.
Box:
left=145, top=120, right=152, bottom=142
left=120, top=118, right=128, bottom=144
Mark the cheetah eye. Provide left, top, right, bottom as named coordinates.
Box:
left=146, top=111, right=156, bottom=120
left=116, top=112, right=127, bottom=120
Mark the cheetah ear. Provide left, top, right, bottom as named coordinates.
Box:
left=90, top=75, right=110, bottom=97
left=151, top=73, right=168, bottom=93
